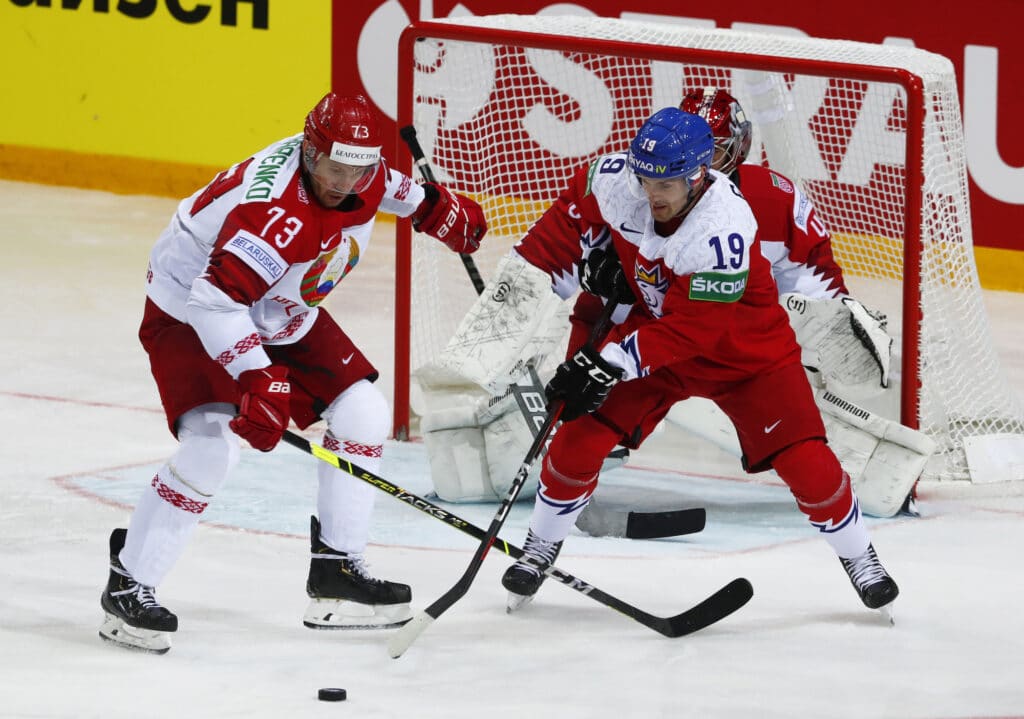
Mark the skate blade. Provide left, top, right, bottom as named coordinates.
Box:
left=878, top=603, right=895, bottom=626
left=505, top=592, right=535, bottom=614
left=99, top=613, right=171, bottom=654
left=303, top=598, right=412, bottom=630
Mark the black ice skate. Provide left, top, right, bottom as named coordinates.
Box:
left=98, top=528, right=178, bottom=654
left=501, top=528, right=563, bottom=612
left=304, top=516, right=412, bottom=629
left=840, top=543, right=899, bottom=618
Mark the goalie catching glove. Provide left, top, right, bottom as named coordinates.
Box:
left=546, top=345, right=624, bottom=421
left=412, top=182, right=487, bottom=254
left=230, top=365, right=291, bottom=451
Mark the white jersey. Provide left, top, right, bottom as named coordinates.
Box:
left=145, top=134, right=423, bottom=378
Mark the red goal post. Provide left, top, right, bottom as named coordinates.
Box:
left=392, top=14, right=1024, bottom=482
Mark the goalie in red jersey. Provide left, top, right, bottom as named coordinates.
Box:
left=98, top=92, right=486, bottom=653
left=494, top=108, right=899, bottom=617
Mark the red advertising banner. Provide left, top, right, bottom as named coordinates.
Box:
left=333, top=0, right=1023, bottom=252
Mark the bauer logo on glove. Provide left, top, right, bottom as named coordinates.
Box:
left=412, top=182, right=487, bottom=254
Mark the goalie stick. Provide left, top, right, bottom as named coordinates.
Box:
left=280, top=430, right=753, bottom=645
left=400, top=124, right=486, bottom=294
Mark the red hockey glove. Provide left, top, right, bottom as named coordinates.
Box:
left=229, top=366, right=291, bottom=452
left=545, top=345, right=624, bottom=422
left=412, top=182, right=487, bottom=254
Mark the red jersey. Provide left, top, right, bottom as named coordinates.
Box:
left=515, top=156, right=800, bottom=383
left=738, top=163, right=848, bottom=299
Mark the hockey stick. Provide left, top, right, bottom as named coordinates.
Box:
left=400, top=125, right=486, bottom=294
left=280, top=429, right=753, bottom=646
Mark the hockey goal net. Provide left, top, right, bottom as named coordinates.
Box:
left=392, top=14, right=1024, bottom=482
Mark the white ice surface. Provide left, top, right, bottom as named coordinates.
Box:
left=2, top=179, right=1023, bottom=718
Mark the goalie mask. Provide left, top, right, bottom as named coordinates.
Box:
left=679, top=88, right=753, bottom=177
left=303, top=93, right=383, bottom=196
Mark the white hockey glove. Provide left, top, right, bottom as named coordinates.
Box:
left=781, top=292, right=892, bottom=399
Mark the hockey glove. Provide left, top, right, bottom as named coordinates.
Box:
left=413, top=182, right=487, bottom=254
left=546, top=345, right=624, bottom=422
left=230, top=365, right=291, bottom=452
left=579, top=247, right=636, bottom=304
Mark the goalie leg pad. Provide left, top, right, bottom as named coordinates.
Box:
left=663, top=397, right=742, bottom=458
left=421, top=406, right=496, bottom=503
left=483, top=405, right=541, bottom=499
left=816, top=389, right=936, bottom=518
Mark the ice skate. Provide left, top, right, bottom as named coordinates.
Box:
left=98, top=528, right=178, bottom=654
left=304, top=516, right=412, bottom=629
left=501, top=529, right=563, bottom=612
left=840, top=543, right=899, bottom=621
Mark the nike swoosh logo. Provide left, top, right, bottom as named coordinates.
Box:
left=321, top=233, right=340, bottom=251
left=618, top=222, right=642, bottom=235
left=764, top=420, right=782, bottom=434
left=341, top=353, right=355, bottom=365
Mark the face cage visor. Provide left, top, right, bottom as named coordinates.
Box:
left=310, top=141, right=382, bottom=196
left=628, top=166, right=705, bottom=200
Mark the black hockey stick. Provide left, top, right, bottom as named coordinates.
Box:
left=280, top=430, right=753, bottom=647
left=400, top=124, right=486, bottom=294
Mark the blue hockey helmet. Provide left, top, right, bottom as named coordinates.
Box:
left=627, top=108, right=715, bottom=185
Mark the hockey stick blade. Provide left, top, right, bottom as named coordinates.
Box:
left=626, top=507, right=706, bottom=539
left=660, top=577, right=752, bottom=637
left=576, top=504, right=706, bottom=539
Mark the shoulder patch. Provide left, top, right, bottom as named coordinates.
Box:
left=768, top=171, right=794, bottom=194
left=688, top=270, right=749, bottom=303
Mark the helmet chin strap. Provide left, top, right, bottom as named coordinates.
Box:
left=673, top=169, right=711, bottom=219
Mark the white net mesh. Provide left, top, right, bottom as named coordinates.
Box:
left=398, top=14, right=1024, bottom=480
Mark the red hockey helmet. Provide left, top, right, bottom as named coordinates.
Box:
left=303, top=93, right=383, bottom=194
left=679, top=88, right=752, bottom=176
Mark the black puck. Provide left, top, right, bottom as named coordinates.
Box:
left=318, top=688, right=347, bottom=702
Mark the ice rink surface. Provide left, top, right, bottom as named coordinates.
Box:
left=2, top=178, right=1023, bottom=718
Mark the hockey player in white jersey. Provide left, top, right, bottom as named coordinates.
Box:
left=99, top=92, right=486, bottom=653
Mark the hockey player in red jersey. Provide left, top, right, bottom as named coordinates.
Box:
left=501, top=107, right=898, bottom=616
left=99, top=92, right=486, bottom=653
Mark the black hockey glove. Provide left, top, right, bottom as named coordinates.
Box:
left=579, top=247, right=637, bottom=305
left=546, top=344, right=624, bottom=422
